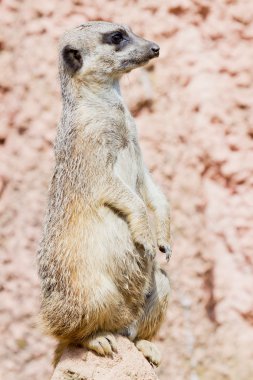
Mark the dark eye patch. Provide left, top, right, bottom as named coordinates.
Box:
left=62, top=45, right=83, bottom=72
left=102, top=29, right=130, bottom=51
left=111, top=31, right=124, bottom=44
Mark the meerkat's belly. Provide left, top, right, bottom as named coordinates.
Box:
left=83, top=205, right=146, bottom=274
left=78, top=205, right=150, bottom=317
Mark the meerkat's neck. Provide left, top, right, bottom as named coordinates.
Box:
left=61, top=71, right=123, bottom=109
left=78, top=78, right=123, bottom=107
left=59, top=75, right=127, bottom=136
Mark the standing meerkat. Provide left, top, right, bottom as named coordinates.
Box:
left=38, top=21, right=171, bottom=367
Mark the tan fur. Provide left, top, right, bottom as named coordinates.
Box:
left=37, top=21, right=171, bottom=367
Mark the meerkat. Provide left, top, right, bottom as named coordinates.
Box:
left=37, top=21, right=171, bottom=367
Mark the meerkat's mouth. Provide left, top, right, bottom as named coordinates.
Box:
left=121, top=54, right=157, bottom=69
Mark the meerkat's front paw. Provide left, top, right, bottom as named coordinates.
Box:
left=158, top=241, right=172, bottom=261
left=134, top=234, right=156, bottom=260
left=83, top=332, right=117, bottom=356
left=135, top=339, right=161, bottom=367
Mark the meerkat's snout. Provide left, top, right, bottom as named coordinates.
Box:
left=112, top=29, right=160, bottom=72
left=148, top=43, right=160, bottom=58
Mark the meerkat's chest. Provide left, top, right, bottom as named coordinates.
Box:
left=113, top=117, right=140, bottom=190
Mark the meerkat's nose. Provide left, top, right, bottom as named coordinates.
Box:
left=150, top=43, right=160, bottom=56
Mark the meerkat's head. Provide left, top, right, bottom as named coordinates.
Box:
left=59, top=21, right=160, bottom=84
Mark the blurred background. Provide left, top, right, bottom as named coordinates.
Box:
left=1, top=0, right=253, bottom=379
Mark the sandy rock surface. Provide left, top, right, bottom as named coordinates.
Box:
left=51, top=336, right=158, bottom=380
left=1, top=0, right=253, bottom=379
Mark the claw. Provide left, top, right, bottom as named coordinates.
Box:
left=135, top=339, right=161, bottom=367
left=145, top=246, right=156, bottom=260
left=135, top=241, right=156, bottom=260
left=159, top=244, right=172, bottom=261
left=83, top=333, right=118, bottom=356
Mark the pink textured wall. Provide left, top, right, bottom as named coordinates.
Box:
left=1, top=1, right=253, bottom=379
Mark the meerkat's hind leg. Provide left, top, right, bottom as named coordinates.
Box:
left=135, top=339, right=161, bottom=367
left=134, top=267, right=170, bottom=366
left=82, top=332, right=118, bottom=356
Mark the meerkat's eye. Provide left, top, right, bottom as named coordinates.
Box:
left=111, top=32, right=124, bottom=45
left=102, top=30, right=129, bottom=49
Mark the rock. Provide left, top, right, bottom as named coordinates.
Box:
left=51, top=336, right=159, bottom=380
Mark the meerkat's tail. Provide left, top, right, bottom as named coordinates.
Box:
left=53, top=340, right=69, bottom=367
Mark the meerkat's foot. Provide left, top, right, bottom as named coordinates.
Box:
left=135, top=339, right=161, bottom=367
left=83, top=332, right=117, bottom=356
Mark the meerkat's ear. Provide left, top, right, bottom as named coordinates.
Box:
left=62, top=45, right=83, bottom=72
